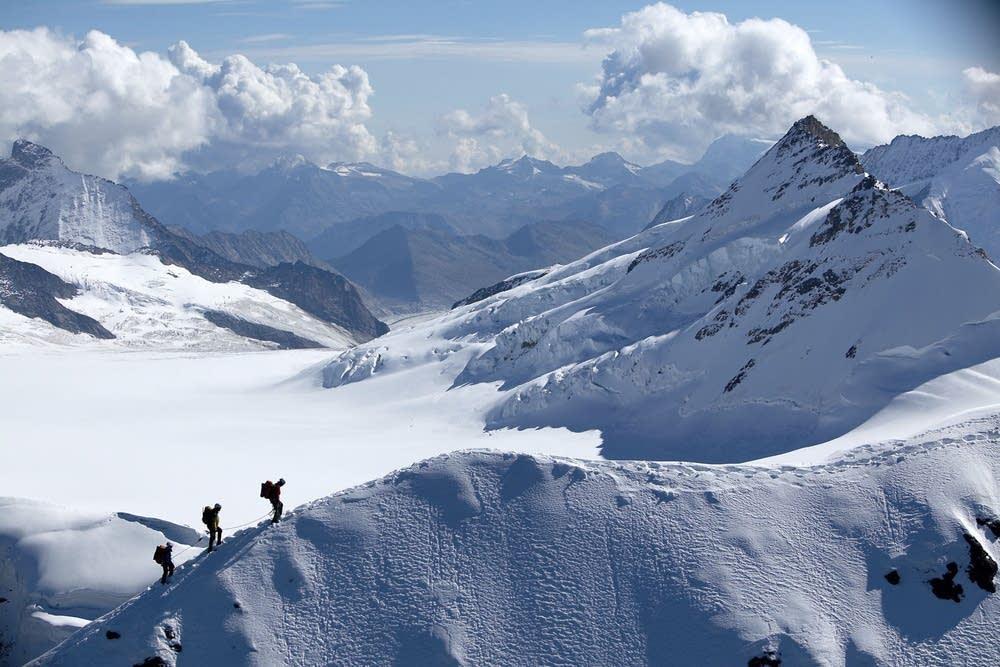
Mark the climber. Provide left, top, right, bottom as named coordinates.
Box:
left=261, top=478, right=286, bottom=523
left=202, top=503, right=223, bottom=551
left=153, top=542, right=174, bottom=584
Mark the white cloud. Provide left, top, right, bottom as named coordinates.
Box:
left=167, top=40, right=377, bottom=168
left=0, top=28, right=377, bottom=180
left=438, top=94, right=563, bottom=172
left=581, top=3, right=944, bottom=160
left=963, top=66, right=1000, bottom=127
left=0, top=28, right=214, bottom=180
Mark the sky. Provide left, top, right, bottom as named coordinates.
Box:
left=0, top=0, right=997, bottom=179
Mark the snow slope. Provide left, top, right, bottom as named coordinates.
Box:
left=0, top=499, right=200, bottom=666
left=33, top=417, right=1000, bottom=666
left=323, top=116, right=1000, bottom=462
left=0, top=243, right=355, bottom=350
left=861, top=126, right=1000, bottom=259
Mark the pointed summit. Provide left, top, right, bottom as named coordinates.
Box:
left=784, top=115, right=848, bottom=148
left=10, top=140, right=60, bottom=169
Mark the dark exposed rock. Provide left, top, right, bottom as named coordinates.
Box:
left=846, top=344, right=858, bottom=359
left=627, top=240, right=685, bottom=273
left=162, top=625, right=175, bottom=641
left=0, top=252, right=114, bottom=339
left=748, top=651, right=781, bottom=666
left=105, top=630, right=121, bottom=640
left=201, top=310, right=325, bottom=350
left=724, top=359, right=756, bottom=393
left=929, top=562, right=964, bottom=602
left=884, top=569, right=901, bottom=585
left=245, top=261, right=389, bottom=341
left=170, top=227, right=325, bottom=270
left=133, top=657, right=167, bottom=667
left=964, top=533, right=998, bottom=593
left=453, top=270, right=548, bottom=308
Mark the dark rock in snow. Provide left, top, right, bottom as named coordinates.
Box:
left=201, top=310, right=325, bottom=350
left=929, top=562, right=964, bottom=602
left=453, top=270, right=548, bottom=309
left=884, top=570, right=901, bottom=585
left=0, top=252, right=114, bottom=339
left=748, top=652, right=781, bottom=667
left=133, top=657, right=167, bottom=667
left=963, top=533, right=998, bottom=593
left=105, top=631, right=120, bottom=640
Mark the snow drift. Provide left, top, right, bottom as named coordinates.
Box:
left=33, top=417, right=1000, bottom=666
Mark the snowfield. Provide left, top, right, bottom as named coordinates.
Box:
left=31, top=418, right=1000, bottom=666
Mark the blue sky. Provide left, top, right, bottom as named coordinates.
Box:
left=1, top=1, right=997, bottom=177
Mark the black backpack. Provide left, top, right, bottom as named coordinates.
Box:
left=153, top=545, right=168, bottom=564
left=261, top=481, right=274, bottom=500
left=202, top=506, right=213, bottom=525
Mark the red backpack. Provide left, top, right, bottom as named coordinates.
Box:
left=153, top=545, right=168, bottom=564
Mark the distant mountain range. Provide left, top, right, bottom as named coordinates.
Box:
left=125, top=135, right=773, bottom=245
left=330, top=220, right=615, bottom=311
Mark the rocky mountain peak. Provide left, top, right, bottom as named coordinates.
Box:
left=785, top=115, right=847, bottom=149
left=10, top=139, right=60, bottom=169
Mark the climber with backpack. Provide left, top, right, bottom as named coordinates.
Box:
left=261, top=478, right=286, bottom=523
left=153, top=542, right=174, bottom=584
left=202, top=503, right=223, bottom=551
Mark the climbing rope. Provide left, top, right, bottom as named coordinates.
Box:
left=169, top=509, right=274, bottom=558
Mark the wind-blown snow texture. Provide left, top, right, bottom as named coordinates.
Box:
left=34, top=418, right=1000, bottom=666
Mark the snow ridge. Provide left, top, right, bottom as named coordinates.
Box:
left=33, top=422, right=1000, bottom=666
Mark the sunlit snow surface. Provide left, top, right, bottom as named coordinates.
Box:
left=0, top=321, right=600, bottom=527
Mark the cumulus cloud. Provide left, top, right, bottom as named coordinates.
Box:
left=167, top=40, right=377, bottom=169
left=581, top=3, right=943, bottom=160
left=438, top=94, right=562, bottom=172
left=0, top=28, right=377, bottom=180
left=963, top=66, right=1000, bottom=127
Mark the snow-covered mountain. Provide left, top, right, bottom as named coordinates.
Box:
left=862, top=126, right=1000, bottom=259
left=33, top=421, right=1000, bottom=665
left=0, top=141, right=167, bottom=253
left=0, top=141, right=388, bottom=347
left=324, top=116, right=1000, bottom=462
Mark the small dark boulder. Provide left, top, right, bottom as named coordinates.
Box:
left=929, top=562, right=964, bottom=602
left=964, top=533, right=998, bottom=593
left=884, top=570, right=901, bottom=585
left=133, top=658, right=168, bottom=667
left=748, top=651, right=781, bottom=666
left=105, top=630, right=121, bottom=640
